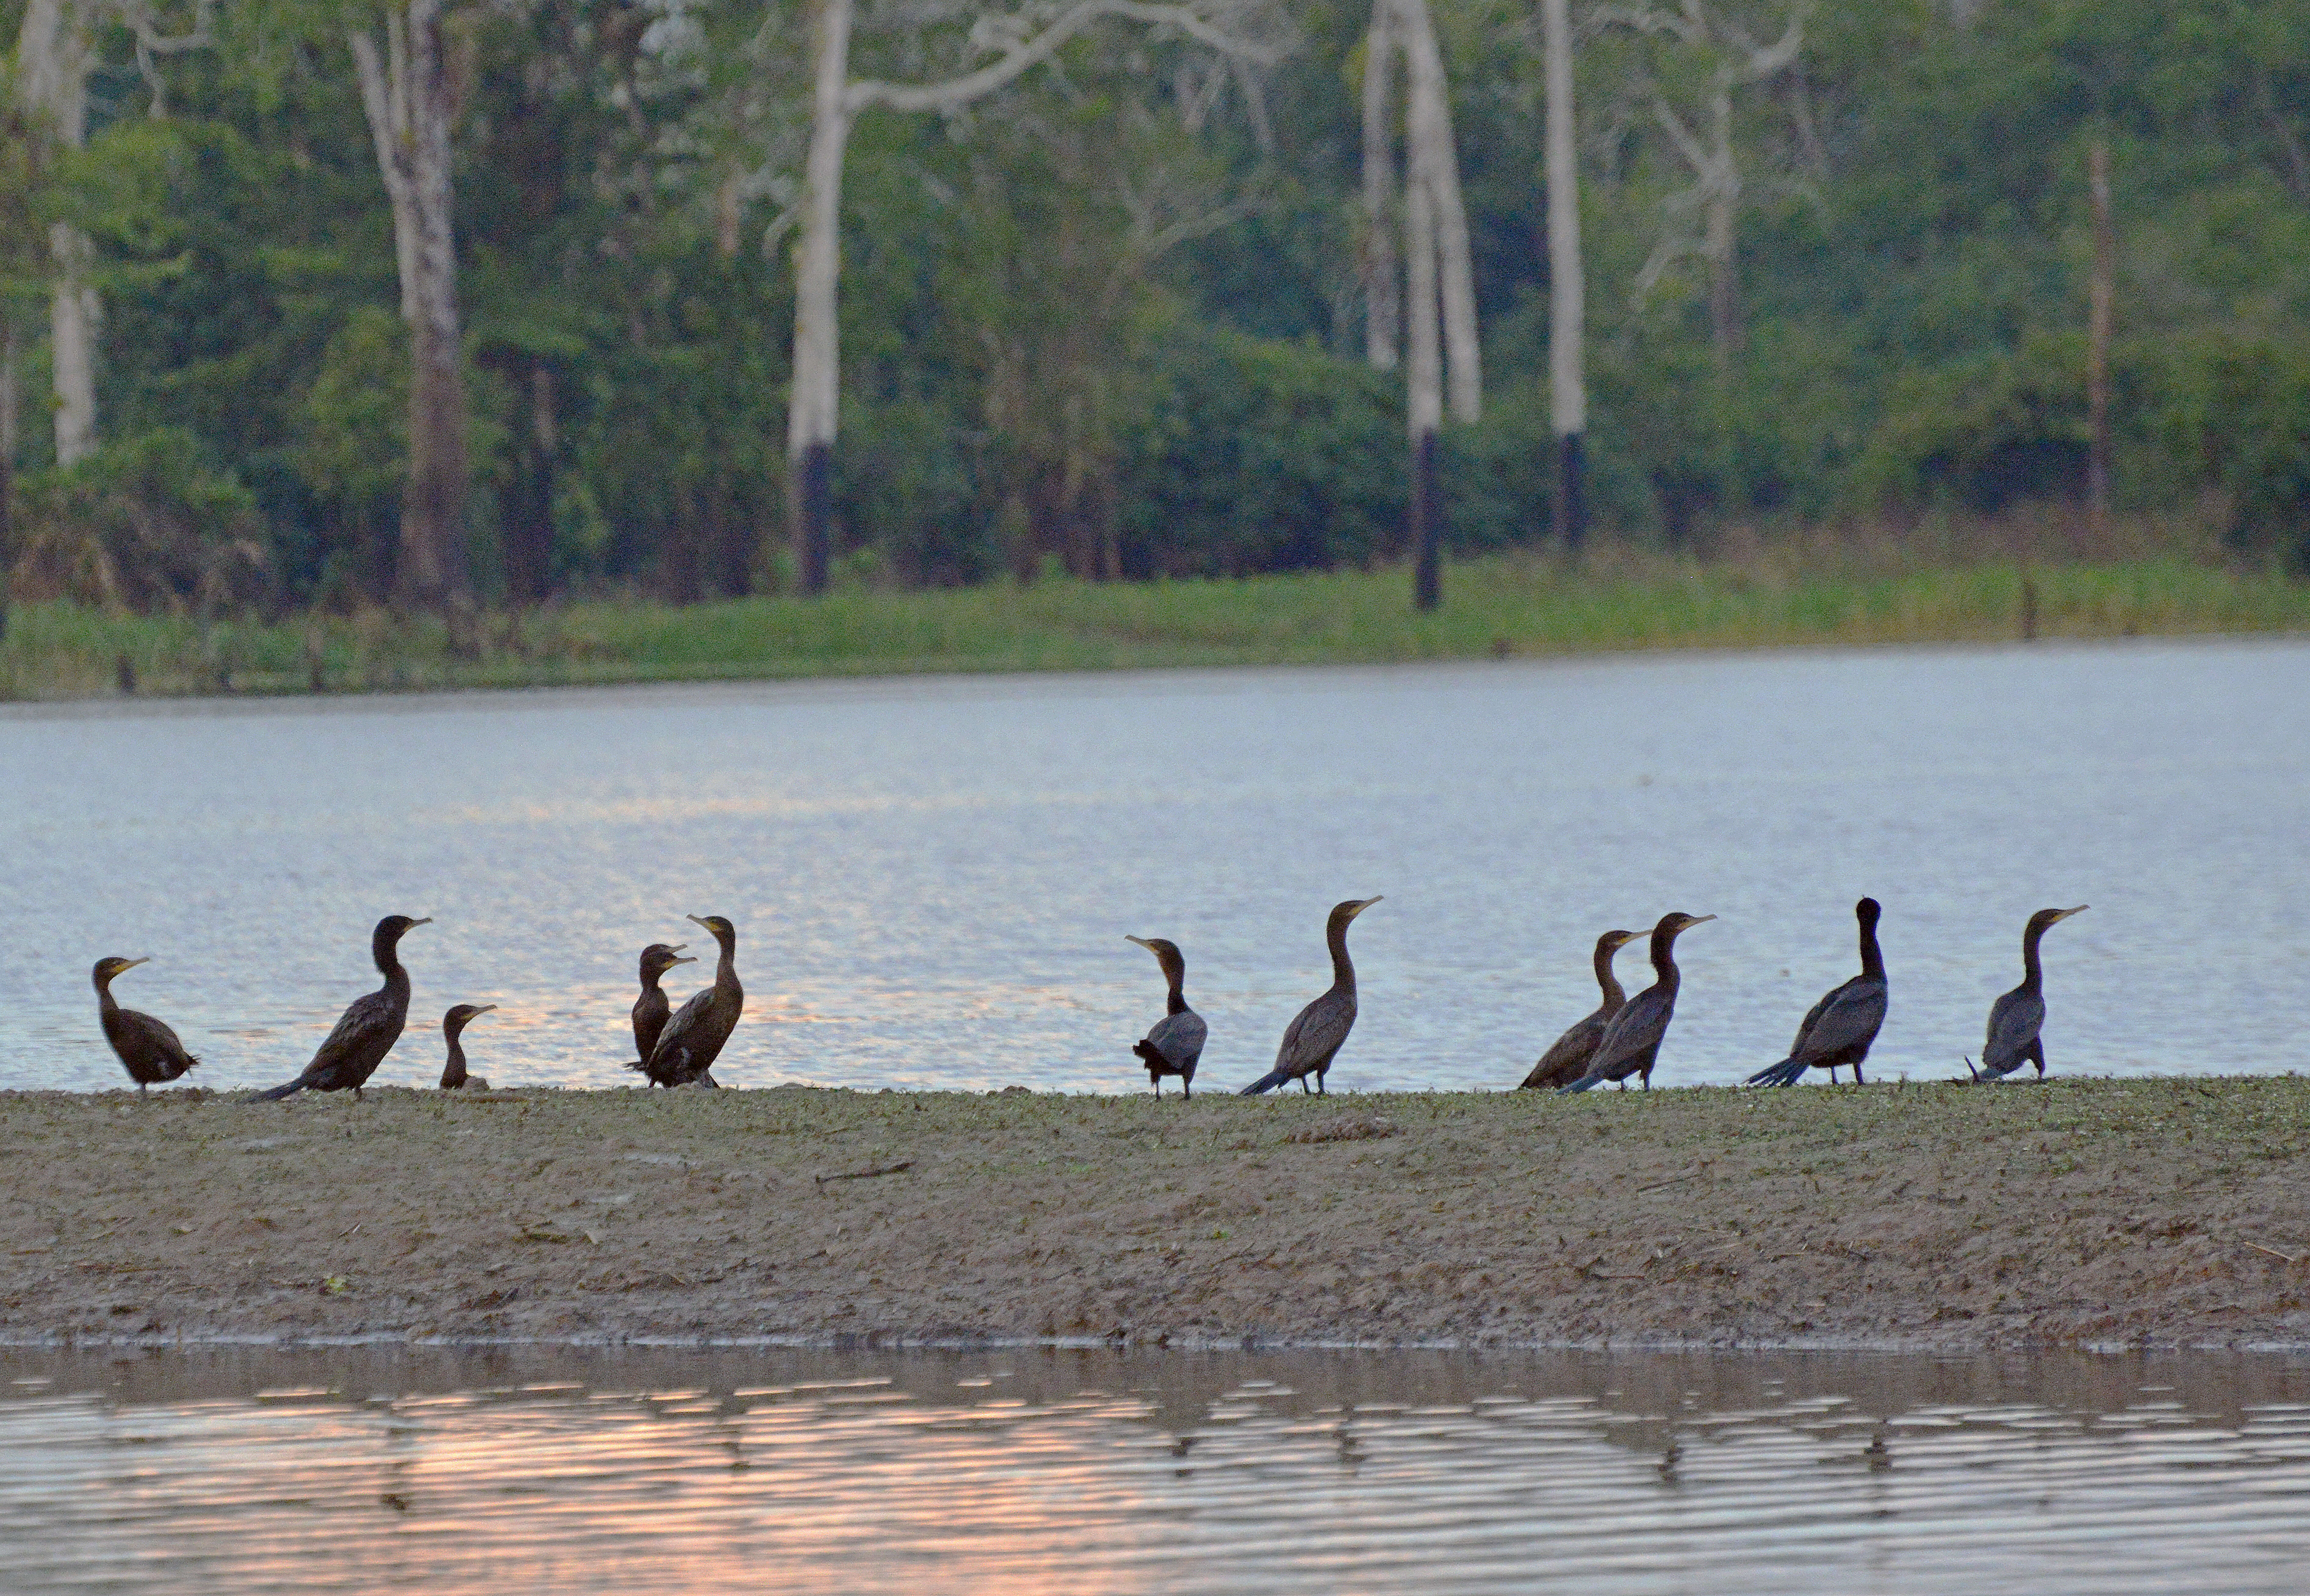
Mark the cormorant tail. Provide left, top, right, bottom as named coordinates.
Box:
left=253, top=1078, right=308, bottom=1102
left=1132, top=1040, right=1167, bottom=1068
left=1745, top=1057, right=1804, bottom=1088
left=1239, top=1068, right=1290, bottom=1096
left=1557, top=1073, right=1603, bottom=1095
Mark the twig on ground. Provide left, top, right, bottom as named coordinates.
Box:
left=816, top=1160, right=914, bottom=1187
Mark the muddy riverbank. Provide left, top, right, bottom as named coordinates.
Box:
left=4, top=1079, right=2305, bottom=1350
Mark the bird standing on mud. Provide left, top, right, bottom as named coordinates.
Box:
left=1560, top=911, right=1714, bottom=1093
left=627, top=942, right=696, bottom=1071
left=1967, top=906, right=2088, bottom=1080
left=1242, top=897, right=1382, bottom=1096
left=1520, top=929, right=1642, bottom=1090
left=642, top=914, right=743, bottom=1087
left=1747, top=897, right=1889, bottom=1087
left=438, top=1003, right=496, bottom=1090
left=1126, top=935, right=1206, bottom=1098
left=92, top=956, right=200, bottom=1092
left=254, top=914, right=429, bottom=1101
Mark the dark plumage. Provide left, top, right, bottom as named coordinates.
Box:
left=624, top=942, right=696, bottom=1077
left=1747, top=898, right=1889, bottom=1088
left=1241, top=897, right=1382, bottom=1096
left=1520, top=929, right=1642, bottom=1090
left=643, top=914, right=743, bottom=1087
left=254, top=915, right=429, bottom=1101
left=1560, top=911, right=1715, bottom=1093
left=1967, top=905, right=2088, bottom=1081
left=92, top=956, right=199, bottom=1093
left=438, top=1003, right=497, bottom=1090
left=1126, top=935, right=1206, bottom=1099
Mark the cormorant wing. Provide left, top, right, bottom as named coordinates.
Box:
left=1582, top=988, right=1669, bottom=1084
left=305, top=989, right=395, bottom=1077
left=1786, top=987, right=1835, bottom=1058
left=1276, top=991, right=1353, bottom=1075
left=1979, top=986, right=2045, bottom=1076
left=1791, top=977, right=1887, bottom=1068
left=1144, top=1009, right=1207, bottom=1070
left=120, top=1009, right=197, bottom=1069
left=649, top=986, right=716, bottom=1069
left=1524, top=1008, right=1605, bottom=1089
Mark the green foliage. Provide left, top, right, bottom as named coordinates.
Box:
left=4, top=0, right=2310, bottom=608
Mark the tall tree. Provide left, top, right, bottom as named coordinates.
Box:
left=782, top=0, right=1285, bottom=595
left=348, top=0, right=473, bottom=617
left=1541, top=0, right=1586, bottom=550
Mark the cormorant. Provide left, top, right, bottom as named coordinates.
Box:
left=624, top=942, right=696, bottom=1077
left=1241, top=897, right=1382, bottom=1095
left=643, top=914, right=742, bottom=1087
left=254, top=915, right=429, bottom=1101
left=1747, top=897, right=1889, bottom=1087
left=438, top=1003, right=496, bottom=1090
left=1520, top=929, right=1643, bottom=1090
left=1126, top=935, right=1206, bottom=1098
left=1560, top=912, right=1715, bottom=1093
left=1966, top=906, right=2088, bottom=1080
left=92, top=956, right=199, bottom=1092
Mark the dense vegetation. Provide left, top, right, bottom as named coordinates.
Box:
left=3, top=0, right=2308, bottom=619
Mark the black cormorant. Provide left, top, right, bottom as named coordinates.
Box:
left=643, top=914, right=742, bottom=1087
left=438, top=1003, right=496, bottom=1090
left=92, top=956, right=199, bottom=1092
left=624, top=942, right=696, bottom=1078
left=1520, top=929, right=1643, bottom=1090
left=1747, top=898, right=1889, bottom=1087
left=1241, top=897, right=1382, bottom=1096
left=1126, top=935, right=1206, bottom=1098
left=1560, top=911, right=1714, bottom=1093
left=254, top=914, right=429, bottom=1100
left=1966, top=906, right=2088, bottom=1080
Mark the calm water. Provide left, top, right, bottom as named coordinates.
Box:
left=3, top=639, right=2305, bottom=1093
left=4, top=1346, right=2310, bottom=1592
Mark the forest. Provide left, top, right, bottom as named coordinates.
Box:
left=2, top=0, right=2308, bottom=622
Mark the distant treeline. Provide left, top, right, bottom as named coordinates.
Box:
left=2, top=0, right=2307, bottom=616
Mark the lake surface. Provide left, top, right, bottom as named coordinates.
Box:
left=3, top=639, right=2305, bottom=1093
left=5, top=1346, right=2310, bottom=1593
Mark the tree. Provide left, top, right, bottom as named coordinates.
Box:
left=1361, top=0, right=1477, bottom=608
left=1541, top=0, right=1586, bottom=550
left=12, top=0, right=211, bottom=467
left=347, top=0, right=474, bottom=618
left=782, top=0, right=1287, bottom=594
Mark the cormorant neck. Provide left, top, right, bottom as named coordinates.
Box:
left=372, top=930, right=404, bottom=979
left=1648, top=928, right=1683, bottom=990
left=1592, top=943, right=1626, bottom=1007
left=714, top=932, right=739, bottom=985
left=445, top=1035, right=465, bottom=1072
left=2020, top=924, right=2047, bottom=989
left=1165, top=984, right=1189, bottom=1016
left=640, top=967, right=664, bottom=993
left=1858, top=916, right=1885, bottom=979
left=94, top=975, right=118, bottom=1012
left=1327, top=913, right=1358, bottom=992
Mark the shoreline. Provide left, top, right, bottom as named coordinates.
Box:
left=6, top=1079, right=2306, bottom=1354
left=7, top=555, right=2305, bottom=704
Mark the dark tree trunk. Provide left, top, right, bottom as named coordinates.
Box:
left=1411, top=427, right=1441, bottom=610
left=793, top=441, right=832, bottom=594
left=1555, top=430, right=1586, bottom=554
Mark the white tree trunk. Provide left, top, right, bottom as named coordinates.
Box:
left=16, top=0, right=99, bottom=465
left=1360, top=3, right=1398, bottom=371
left=1393, top=0, right=1478, bottom=423
left=350, top=0, right=473, bottom=614
left=788, top=0, right=854, bottom=595
left=1542, top=0, right=1587, bottom=548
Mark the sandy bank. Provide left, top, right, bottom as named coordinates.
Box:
left=4, top=1079, right=2306, bottom=1351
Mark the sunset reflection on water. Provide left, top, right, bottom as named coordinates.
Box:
left=6, top=1346, right=2310, bottom=1592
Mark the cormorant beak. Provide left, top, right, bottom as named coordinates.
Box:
left=121, top=957, right=151, bottom=971
left=687, top=915, right=713, bottom=931
left=411, top=917, right=433, bottom=928
left=1125, top=935, right=1152, bottom=950
left=668, top=943, right=687, bottom=954
left=671, top=955, right=696, bottom=965
left=2057, top=905, right=2088, bottom=920
left=1352, top=895, right=1384, bottom=916
left=1687, top=914, right=1718, bottom=926
left=473, top=1004, right=497, bottom=1015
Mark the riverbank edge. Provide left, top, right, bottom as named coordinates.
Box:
left=5, top=1079, right=2307, bottom=1353
left=8, top=554, right=2306, bottom=703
